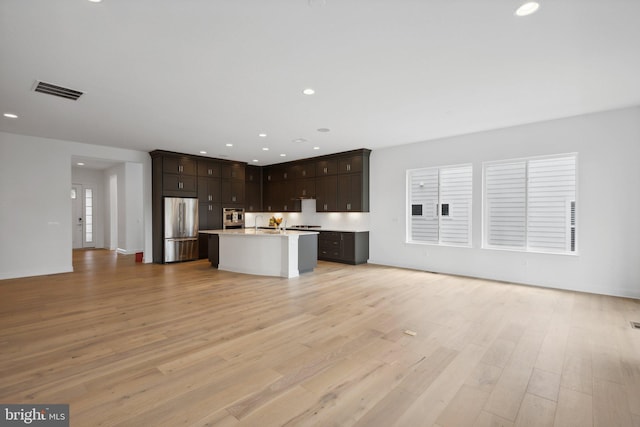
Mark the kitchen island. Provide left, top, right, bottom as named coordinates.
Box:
left=199, top=229, right=318, bottom=278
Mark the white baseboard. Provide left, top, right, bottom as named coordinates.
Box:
left=116, top=248, right=135, bottom=255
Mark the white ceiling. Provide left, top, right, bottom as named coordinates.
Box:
left=71, top=156, right=121, bottom=170
left=1, top=0, right=639, bottom=165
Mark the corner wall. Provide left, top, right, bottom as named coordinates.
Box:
left=0, top=131, right=152, bottom=280
left=369, top=107, right=640, bottom=298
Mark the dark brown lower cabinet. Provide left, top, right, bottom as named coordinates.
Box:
left=198, top=202, right=221, bottom=259
left=317, top=231, right=369, bottom=265
left=207, top=234, right=219, bottom=267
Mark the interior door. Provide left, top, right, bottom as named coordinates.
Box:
left=71, top=184, right=83, bottom=249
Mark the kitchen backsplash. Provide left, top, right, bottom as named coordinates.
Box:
left=244, top=199, right=370, bottom=231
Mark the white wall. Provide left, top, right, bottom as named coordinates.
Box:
left=105, top=172, right=118, bottom=250
left=103, top=162, right=144, bottom=255
left=0, top=133, right=72, bottom=278
left=106, top=163, right=127, bottom=252
left=124, top=162, right=144, bottom=254
left=0, top=131, right=153, bottom=280
left=370, top=107, right=640, bottom=298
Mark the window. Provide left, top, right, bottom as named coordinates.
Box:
left=484, top=154, right=577, bottom=254
left=85, top=188, right=93, bottom=244
left=407, top=164, right=472, bottom=246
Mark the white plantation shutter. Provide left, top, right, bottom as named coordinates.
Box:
left=527, top=156, right=576, bottom=251
left=485, top=161, right=527, bottom=248
left=409, top=168, right=439, bottom=243
left=484, top=154, right=577, bottom=254
left=440, top=166, right=472, bottom=245
left=408, top=164, right=472, bottom=246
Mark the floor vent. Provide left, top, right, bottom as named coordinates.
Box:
left=33, top=80, right=83, bottom=100
left=631, top=321, right=640, bottom=329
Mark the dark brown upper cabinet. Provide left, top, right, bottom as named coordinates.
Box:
left=245, top=165, right=262, bottom=212
left=295, top=162, right=316, bottom=179
left=159, top=154, right=198, bottom=197
left=163, top=155, right=197, bottom=176
left=197, top=159, right=222, bottom=178
left=316, top=159, right=338, bottom=176
left=338, top=155, right=363, bottom=174
left=221, top=162, right=245, bottom=181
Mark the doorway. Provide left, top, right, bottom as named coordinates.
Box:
left=71, top=183, right=95, bottom=249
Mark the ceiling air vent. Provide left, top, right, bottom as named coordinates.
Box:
left=33, top=80, right=83, bottom=101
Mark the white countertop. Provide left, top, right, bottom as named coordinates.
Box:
left=199, top=229, right=318, bottom=237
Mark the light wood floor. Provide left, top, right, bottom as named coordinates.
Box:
left=1, top=250, right=639, bottom=427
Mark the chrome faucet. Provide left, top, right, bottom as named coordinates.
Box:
left=254, top=215, right=263, bottom=231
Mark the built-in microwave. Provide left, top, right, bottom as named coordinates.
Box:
left=223, top=208, right=245, bottom=229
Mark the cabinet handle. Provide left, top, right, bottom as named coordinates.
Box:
left=284, top=172, right=287, bottom=179
left=179, top=165, right=183, bottom=173
left=302, top=189, right=306, bottom=196
left=179, top=181, right=183, bottom=189
left=208, top=195, right=212, bottom=201
left=232, top=196, right=236, bottom=202
left=208, top=168, right=213, bottom=175
left=324, top=167, right=328, bottom=174
left=347, top=203, right=351, bottom=210
left=302, top=170, right=306, bottom=177
left=324, top=203, right=328, bottom=211
left=347, top=164, right=351, bottom=172
left=208, top=205, right=212, bottom=211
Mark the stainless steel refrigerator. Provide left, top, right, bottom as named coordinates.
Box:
left=164, top=197, right=199, bottom=262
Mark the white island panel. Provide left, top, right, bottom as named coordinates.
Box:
left=200, top=229, right=318, bottom=278
left=219, top=233, right=299, bottom=278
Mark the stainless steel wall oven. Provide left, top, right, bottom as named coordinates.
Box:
left=223, top=208, right=245, bottom=229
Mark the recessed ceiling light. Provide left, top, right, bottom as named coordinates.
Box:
left=199, top=151, right=207, bottom=154
left=515, top=2, right=540, bottom=16
left=258, top=133, right=267, bottom=138
left=3, top=113, right=18, bottom=119
left=77, top=162, right=85, bottom=166
left=252, top=159, right=259, bottom=163
left=313, top=146, right=320, bottom=150
left=262, top=147, right=269, bottom=151
left=225, top=143, right=233, bottom=147
left=293, top=138, right=307, bottom=143
left=302, top=88, right=315, bottom=95
left=280, top=154, right=287, bottom=157
left=317, top=128, right=330, bottom=133
left=308, top=0, right=326, bottom=7
left=88, top=0, right=102, bottom=3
